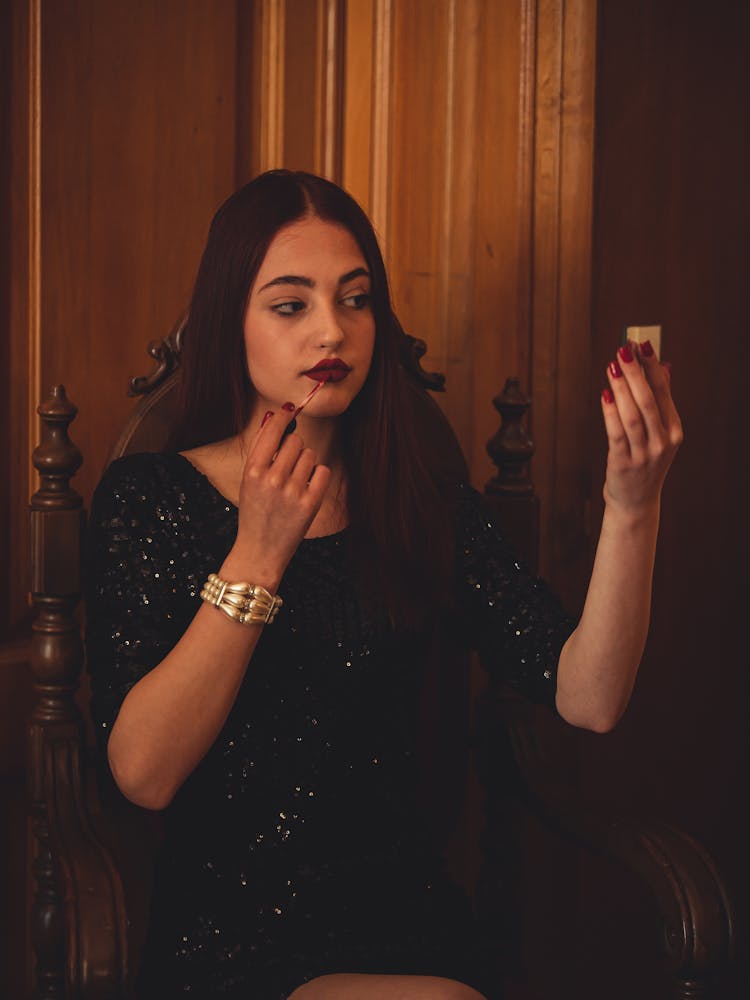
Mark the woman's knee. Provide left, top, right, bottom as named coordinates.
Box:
left=417, top=979, right=487, bottom=1000
left=288, top=973, right=488, bottom=999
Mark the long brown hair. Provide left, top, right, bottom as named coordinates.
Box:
left=169, top=170, right=454, bottom=628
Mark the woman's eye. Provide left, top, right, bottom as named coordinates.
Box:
left=340, top=293, right=371, bottom=310
left=272, top=301, right=305, bottom=315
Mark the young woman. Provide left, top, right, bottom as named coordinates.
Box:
left=85, top=170, right=682, bottom=1000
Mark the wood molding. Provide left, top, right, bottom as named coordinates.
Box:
left=515, top=0, right=537, bottom=392
left=341, top=0, right=374, bottom=213
left=4, top=0, right=39, bottom=636
left=530, top=0, right=597, bottom=597
left=259, top=0, right=285, bottom=171
left=314, top=0, right=345, bottom=181
left=251, top=0, right=346, bottom=181
left=530, top=0, right=564, bottom=580
left=370, top=0, right=394, bottom=254
left=437, top=0, right=482, bottom=448
left=28, top=0, right=42, bottom=507
left=470, top=0, right=532, bottom=486
left=553, top=0, right=597, bottom=606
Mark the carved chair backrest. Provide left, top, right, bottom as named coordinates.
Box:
left=31, top=333, right=735, bottom=1000
left=28, top=319, right=487, bottom=998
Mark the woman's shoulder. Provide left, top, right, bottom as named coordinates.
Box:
left=91, top=452, right=220, bottom=522
left=444, top=480, right=529, bottom=573
left=444, top=479, right=498, bottom=533
left=95, top=451, right=193, bottom=496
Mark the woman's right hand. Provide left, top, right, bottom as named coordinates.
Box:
left=222, top=409, right=331, bottom=588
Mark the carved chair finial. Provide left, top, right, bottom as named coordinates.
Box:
left=29, top=386, right=89, bottom=997
left=485, top=377, right=535, bottom=496
left=32, top=386, right=83, bottom=505
left=128, top=315, right=187, bottom=396
left=399, top=333, right=446, bottom=391
left=126, top=315, right=446, bottom=397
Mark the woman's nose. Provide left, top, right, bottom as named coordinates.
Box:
left=315, top=303, right=345, bottom=349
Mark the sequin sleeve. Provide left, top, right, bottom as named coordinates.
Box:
left=452, top=482, right=576, bottom=708
left=84, top=453, right=202, bottom=749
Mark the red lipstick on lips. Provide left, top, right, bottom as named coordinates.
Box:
left=302, top=358, right=352, bottom=383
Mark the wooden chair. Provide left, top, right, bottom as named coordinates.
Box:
left=27, top=320, right=736, bottom=999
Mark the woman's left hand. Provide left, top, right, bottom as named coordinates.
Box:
left=555, top=339, right=683, bottom=731
left=600, top=340, right=683, bottom=512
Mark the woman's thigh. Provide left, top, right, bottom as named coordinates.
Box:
left=288, top=973, right=487, bottom=1000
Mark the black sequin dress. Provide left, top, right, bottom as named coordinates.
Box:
left=85, top=452, right=575, bottom=1000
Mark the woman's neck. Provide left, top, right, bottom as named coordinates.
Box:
left=238, top=413, right=349, bottom=536
left=239, top=411, right=342, bottom=468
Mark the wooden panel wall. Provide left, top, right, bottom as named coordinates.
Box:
left=3, top=0, right=251, bottom=641
left=2, top=0, right=598, bottom=641
left=2, top=2, right=254, bottom=995
left=5, top=4, right=747, bottom=997
left=1, top=1, right=603, bottom=995
left=580, top=2, right=750, bottom=996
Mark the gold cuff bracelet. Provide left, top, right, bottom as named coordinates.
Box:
left=200, top=573, right=283, bottom=626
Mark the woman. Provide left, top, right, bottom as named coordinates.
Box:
left=85, top=170, right=682, bottom=1000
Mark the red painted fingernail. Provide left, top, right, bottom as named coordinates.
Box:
left=602, top=388, right=614, bottom=404
left=609, top=359, right=623, bottom=378
left=261, top=410, right=274, bottom=428
left=618, top=344, right=634, bottom=364
left=281, top=401, right=296, bottom=412
left=640, top=340, right=654, bottom=358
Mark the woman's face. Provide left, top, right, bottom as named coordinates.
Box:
left=243, top=215, right=376, bottom=423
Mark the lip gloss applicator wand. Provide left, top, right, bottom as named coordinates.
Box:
left=280, top=379, right=326, bottom=442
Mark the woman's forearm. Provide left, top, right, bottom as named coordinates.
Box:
left=553, top=341, right=682, bottom=732
left=555, top=499, right=660, bottom=732
left=107, top=558, right=282, bottom=810
left=108, top=411, right=332, bottom=810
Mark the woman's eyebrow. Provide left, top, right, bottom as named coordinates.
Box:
left=339, top=267, right=370, bottom=284
left=258, top=275, right=314, bottom=292
left=257, top=267, right=370, bottom=294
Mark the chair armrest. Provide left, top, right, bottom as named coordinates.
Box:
left=516, top=782, right=735, bottom=984
left=43, top=732, right=129, bottom=999
left=475, top=686, right=736, bottom=993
